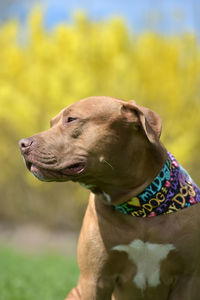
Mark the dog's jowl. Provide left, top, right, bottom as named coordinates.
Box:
left=19, top=96, right=200, bottom=300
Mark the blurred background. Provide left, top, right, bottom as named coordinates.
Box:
left=0, top=0, right=200, bottom=298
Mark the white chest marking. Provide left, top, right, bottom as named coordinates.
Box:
left=113, top=239, right=175, bottom=290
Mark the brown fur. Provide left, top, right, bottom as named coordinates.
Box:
left=19, top=97, right=200, bottom=300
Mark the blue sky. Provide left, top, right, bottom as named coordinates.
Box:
left=4, top=0, right=200, bottom=35
left=44, top=0, right=197, bottom=33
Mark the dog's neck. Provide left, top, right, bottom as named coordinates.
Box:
left=80, top=144, right=168, bottom=205
left=113, top=152, right=200, bottom=217
left=80, top=151, right=200, bottom=217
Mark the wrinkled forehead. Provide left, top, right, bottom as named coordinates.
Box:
left=52, top=96, right=123, bottom=123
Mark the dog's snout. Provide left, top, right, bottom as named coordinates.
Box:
left=19, top=138, right=33, bottom=153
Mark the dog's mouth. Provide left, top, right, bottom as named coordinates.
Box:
left=25, top=160, right=86, bottom=181
left=60, top=162, right=86, bottom=176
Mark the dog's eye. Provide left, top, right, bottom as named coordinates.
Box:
left=67, top=117, right=77, bottom=123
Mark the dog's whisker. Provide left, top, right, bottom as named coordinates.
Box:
left=102, top=159, right=114, bottom=171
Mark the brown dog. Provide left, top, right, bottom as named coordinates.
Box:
left=19, top=97, right=200, bottom=300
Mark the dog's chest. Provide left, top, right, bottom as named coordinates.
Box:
left=113, top=239, right=175, bottom=290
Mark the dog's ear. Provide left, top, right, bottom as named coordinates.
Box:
left=121, top=100, right=162, bottom=144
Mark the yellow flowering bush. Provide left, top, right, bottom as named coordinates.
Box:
left=0, top=8, right=200, bottom=227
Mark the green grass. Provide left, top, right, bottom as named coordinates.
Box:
left=0, top=247, right=79, bottom=300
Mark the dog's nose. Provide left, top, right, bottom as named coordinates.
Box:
left=19, top=138, right=33, bottom=153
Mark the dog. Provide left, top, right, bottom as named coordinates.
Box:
left=19, top=96, right=200, bottom=300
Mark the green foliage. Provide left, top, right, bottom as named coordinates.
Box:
left=0, top=247, right=79, bottom=300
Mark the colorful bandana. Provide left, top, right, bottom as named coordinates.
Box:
left=114, top=152, right=200, bottom=217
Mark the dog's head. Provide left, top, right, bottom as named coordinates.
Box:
left=19, top=96, right=162, bottom=188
